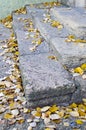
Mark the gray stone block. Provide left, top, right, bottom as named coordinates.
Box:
left=13, top=13, right=30, bottom=32
left=50, top=37, right=86, bottom=67
left=50, top=7, right=86, bottom=38
left=27, top=95, right=71, bottom=108
left=13, top=13, right=49, bottom=56
left=16, top=32, right=49, bottom=56
left=19, top=53, right=76, bottom=102
left=58, top=0, right=86, bottom=7
left=30, top=9, right=86, bottom=67
left=28, top=8, right=69, bottom=39
left=75, top=75, right=86, bottom=98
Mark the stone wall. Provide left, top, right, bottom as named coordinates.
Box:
left=58, top=0, right=86, bottom=7
left=0, top=0, right=57, bottom=19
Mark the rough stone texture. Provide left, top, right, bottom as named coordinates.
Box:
left=27, top=7, right=86, bottom=67
left=0, top=24, right=11, bottom=41
left=50, top=7, right=86, bottom=39
left=58, top=0, right=86, bottom=7
left=19, top=53, right=77, bottom=105
left=50, top=37, right=86, bottom=67
left=75, top=75, right=86, bottom=98
left=12, top=6, right=82, bottom=107
left=12, top=13, right=31, bottom=32
left=28, top=95, right=71, bottom=107
left=13, top=14, right=49, bottom=56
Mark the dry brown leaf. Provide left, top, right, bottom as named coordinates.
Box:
left=48, top=55, right=57, bottom=60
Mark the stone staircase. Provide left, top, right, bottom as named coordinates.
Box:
left=12, top=3, right=86, bottom=107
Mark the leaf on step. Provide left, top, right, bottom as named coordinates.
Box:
left=75, top=39, right=86, bottom=43
left=81, top=63, right=86, bottom=71
left=45, top=128, right=51, bottom=130
left=29, top=45, right=37, bottom=52
left=51, top=20, right=63, bottom=29
left=68, top=35, right=75, bottom=40
left=65, top=35, right=75, bottom=42
left=48, top=55, right=57, bottom=60
left=43, top=2, right=61, bottom=7
left=36, top=38, right=42, bottom=45
left=74, top=67, right=84, bottom=75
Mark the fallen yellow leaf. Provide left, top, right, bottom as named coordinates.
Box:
left=81, top=63, right=86, bottom=71
left=4, top=113, right=14, bottom=119
left=74, top=67, right=84, bottom=75
left=49, top=105, right=59, bottom=113
left=35, top=112, right=41, bottom=117
left=76, top=119, right=83, bottom=125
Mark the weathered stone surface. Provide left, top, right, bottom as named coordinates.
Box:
left=50, top=7, right=86, bottom=38
left=12, top=13, right=31, bottom=31
left=13, top=14, right=49, bottom=56
left=58, top=0, right=86, bottom=7
left=50, top=37, right=86, bottom=67
left=0, top=23, right=11, bottom=41
left=15, top=30, right=49, bottom=56
left=12, top=6, right=82, bottom=107
left=28, top=95, right=71, bottom=108
left=26, top=6, right=69, bottom=38
left=75, top=75, right=86, bottom=98
left=19, top=53, right=76, bottom=101
left=27, top=8, right=86, bottom=67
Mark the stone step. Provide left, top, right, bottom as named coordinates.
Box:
left=20, top=53, right=79, bottom=107
left=13, top=14, right=49, bottom=56
left=50, top=7, right=86, bottom=39
left=26, top=6, right=86, bottom=67
left=75, top=75, right=86, bottom=98
left=12, top=12, right=81, bottom=107
left=58, top=0, right=86, bottom=7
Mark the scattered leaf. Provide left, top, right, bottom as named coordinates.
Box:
left=81, top=63, right=86, bottom=71
left=49, top=105, right=59, bottom=113
left=76, top=119, right=83, bottom=125
left=11, top=109, right=19, bottom=116
left=74, top=67, right=84, bottom=75
left=48, top=55, right=57, bottom=60
left=50, top=114, right=61, bottom=120
left=41, top=106, right=50, bottom=112
left=4, top=113, right=14, bottom=119
left=70, top=111, right=79, bottom=117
